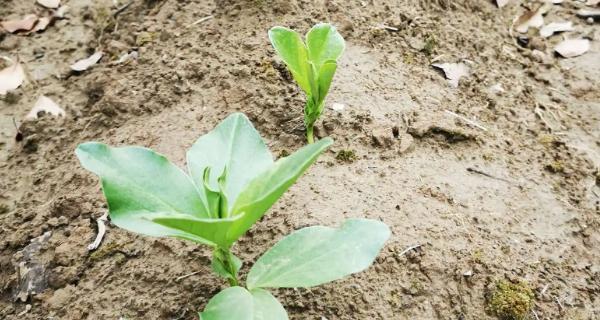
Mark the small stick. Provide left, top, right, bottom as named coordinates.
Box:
left=188, top=15, right=214, bottom=28
left=398, top=244, right=422, bottom=257
left=113, top=1, right=132, bottom=17
left=88, top=211, right=109, bottom=251
left=532, top=310, right=540, bottom=320
left=445, top=110, right=488, bottom=131
left=466, top=167, right=513, bottom=184
left=555, top=296, right=565, bottom=312
left=176, top=271, right=201, bottom=281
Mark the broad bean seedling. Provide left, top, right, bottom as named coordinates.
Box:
left=76, top=113, right=389, bottom=319
left=269, top=23, right=345, bottom=144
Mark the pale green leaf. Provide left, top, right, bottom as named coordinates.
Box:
left=306, top=23, right=345, bottom=70
left=251, top=289, right=288, bottom=320
left=269, top=27, right=313, bottom=95
left=199, top=287, right=253, bottom=320
left=316, top=61, right=337, bottom=107
left=151, top=213, right=243, bottom=248
left=227, top=138, right=333, bottom=242
left=199, top=287, right=288, bottom=320
left=187, top=113, right=273, bottom=212
left=246, top=219, right=390, bottom=290
left=75, top=142, right=209, bottom=238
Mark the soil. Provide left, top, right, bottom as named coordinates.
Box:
left=1, top=0, right=599, bottom=319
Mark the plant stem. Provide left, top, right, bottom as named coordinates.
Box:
left=306, top=123, right=314, bottom=144
left=219, top=247, right=239, bottom=286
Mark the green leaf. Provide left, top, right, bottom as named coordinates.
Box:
left=199, top=287, right=252, bottom=320
left=75, top=142, right=209, bottom=238
left=269, top=27, right=313, bottom=95
left=150, top=213, right=243, bottom=247
left=250, top=289, right=288, bottom=320
left=246, top=219, right=390, bottom=290
left=316, top=61, right=337, bottom=107
left=199, top=287, right=288, bottom=320
left=227, top=138, right=333, bottom=242
left=187, top=113, right=273, bottom=212
left=305, top=23, right=345, bottom=71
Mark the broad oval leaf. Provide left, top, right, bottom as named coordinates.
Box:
left=199, top=287, right=253, bottom=320
left=305, top=23, right=345, bottom=71
left=251, top=289, right=288, bottom=320
left=75, top=142, right=210, bottom=239
left=199, top=287, right=288, bottom=320
left=228, top=138, right=333, bottom=242
left=269, top=27, right=313, bottom=95
left=187, top=113, right=273, bottom=212
left=246, top=218, right=390, bottom=290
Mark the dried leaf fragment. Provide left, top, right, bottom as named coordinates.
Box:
left=513, top=5, right=550, bottom=33
left=37, top=0, right=60, bottom=9
left=540, top=21, right=573, bottom=38
left=0, top=58, right=25, bottom=95
left=432, top=63, right=470, bottom=88
left=0, top=14, right=38, bottom=33
left=496, top=0, right=510, bottom=8
left=555, top=39, right=590, bottom=58
left=26, top=96, right=65, bottom=120
left=30, top=17, right=51, bottom=33
left=577, top=9, right=600, bottom=19
left=70, top=52, right=103, bottom=72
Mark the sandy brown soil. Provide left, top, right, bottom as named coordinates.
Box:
left=1, top=0, right=599, bottom=319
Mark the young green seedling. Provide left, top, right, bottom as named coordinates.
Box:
left=269, top=23, right=345, bottom=144
left=76, top=113, right=390, bottom=319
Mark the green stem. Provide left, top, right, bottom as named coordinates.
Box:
left=218, top=247, right=239, bottom=286
left=306, top=123, right=315, bottom=144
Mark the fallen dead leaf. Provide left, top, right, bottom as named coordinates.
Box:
left=70, top=52, right=103, bottom=72
left=30, top=17, right=51, bottom=33
left=53, top=5, right=69, bottom=19
left=37, top=0, right=60, bottom=9
left=496, top=0, right=510, bottom=8
left=513, top=4, right=551, bottom=33
left=0, top=14, right=38, bottom=33
left=555, top=38, right=590, bottom=58
left=26, top=96, right=65, bottom=120
left=540, top=21, right=573, bottom=38
left=432, top=63, right=470, bottom=88
left=0, top=58, right=26, bottom=95
left=577, top=9, right=600, bottom=19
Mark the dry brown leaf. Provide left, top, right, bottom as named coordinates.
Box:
left=432, top=63, right=470, bottom=88
left=0, top=14, right=38, bottom=33
left=540, top=21, right=573, bottom=38
left=26, top=96, right=65, bottom=120
left=0, top=58, right=26, bottom=95
left=555, top=39, right=590, bottom=58
left=37, top=0, right=60, bottom=9
left=513, top=4, right=551, bottom=33
left=497, top=0, right=510, bottom=8
left=70, top=52, right=103, bottom=72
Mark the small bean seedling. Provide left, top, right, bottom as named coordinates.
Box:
left=76, top=113, right=389, bottom=319
left=269, top=23, right=345, bottom=144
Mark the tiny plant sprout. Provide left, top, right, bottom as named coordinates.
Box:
left=269, top=23, right=345, bottom=144
left=76, top=113, right=390, bottom=319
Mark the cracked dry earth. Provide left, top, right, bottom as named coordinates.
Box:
left=0, top=0, right=599, bottom=319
